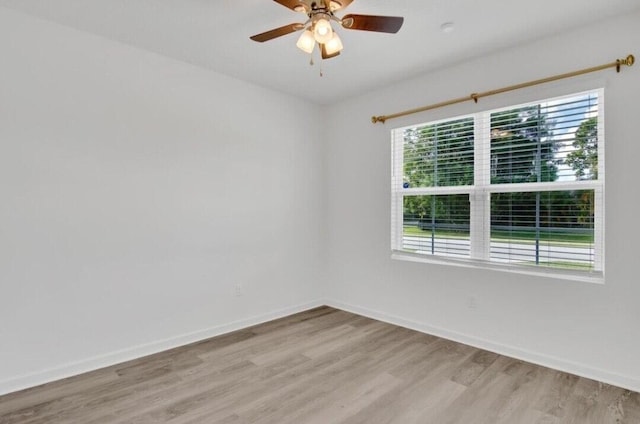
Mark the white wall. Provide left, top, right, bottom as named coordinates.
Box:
left=0, top=8, right=324, bottom=394
left=325, top=11, right=640, bottom=391
left=2, top=4, right=640, bottom=398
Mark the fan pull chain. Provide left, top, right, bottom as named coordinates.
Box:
left=309, top=42, right=317, bottom=68
left=307, top=45, right=323, bottom=77
left=316, top=43, right=323, bottom=77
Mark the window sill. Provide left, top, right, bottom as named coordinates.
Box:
left=391, top=250, right=604, bottom=285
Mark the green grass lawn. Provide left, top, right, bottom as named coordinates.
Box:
left=531, top=261, right=594, bottom=270
left=403, top=226, right=594, bottom=246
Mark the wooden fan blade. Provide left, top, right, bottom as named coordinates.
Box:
left=321, top=44, right=341, bottom=60
left=250, top=23, right=304, bottom=42
left=341, top=14, right=404, bottom=33
left=273, top=0, right=308, bottom=13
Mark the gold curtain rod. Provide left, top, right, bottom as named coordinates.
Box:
left=371, top=54, right=635, bottom=124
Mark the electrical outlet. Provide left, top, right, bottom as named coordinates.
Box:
left=235, top=283, right=243, bottom=297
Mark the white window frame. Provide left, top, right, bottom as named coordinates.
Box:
left=391, top=89, right=604, bottom=283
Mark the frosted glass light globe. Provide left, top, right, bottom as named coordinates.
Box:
left=313, top=19, right=333, bottom=44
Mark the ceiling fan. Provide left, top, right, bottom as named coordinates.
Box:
left=250, top=0, right=404, bottom=60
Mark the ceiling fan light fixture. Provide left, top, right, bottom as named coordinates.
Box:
left=296, top=29, right=316, bottom=54
left=313, top=18, right=333, bottom=44
left=323, top=32, right=343, bottom=56
left=250, top=1, right=405, bottom=65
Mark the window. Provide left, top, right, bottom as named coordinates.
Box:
left=391, top=89, right=604, bottom=281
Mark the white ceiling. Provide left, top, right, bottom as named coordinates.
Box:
left=2, top=0, right=639, bottom=104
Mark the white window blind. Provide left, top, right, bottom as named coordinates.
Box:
left=391, top=89, right=604, bottom=280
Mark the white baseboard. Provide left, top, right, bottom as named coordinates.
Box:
left=325, top=299, right=640, bottom=393
left=0, top=299, right=325, bottom=397
left=4, top=298, right=637, bottom=397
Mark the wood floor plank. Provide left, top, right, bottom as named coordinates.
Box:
left=344, top=343, right=473, bottom=424
left=1, top=306, right=639, bottom=424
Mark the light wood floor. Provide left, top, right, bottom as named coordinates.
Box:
left=1, top=306, right=638, bottom=423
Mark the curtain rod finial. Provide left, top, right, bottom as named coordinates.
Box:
left=626, top=54, right=635, bottom=66
left=617, top=54, right=635, bottom=72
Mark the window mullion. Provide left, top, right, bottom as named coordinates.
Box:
left=470, top=112, right=491, bottom=261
